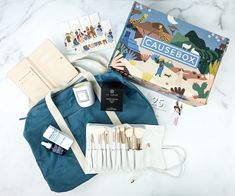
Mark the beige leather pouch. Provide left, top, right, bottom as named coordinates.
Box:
left=7, top=40, right=78, bottom=105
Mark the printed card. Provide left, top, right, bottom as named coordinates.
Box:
left=136, top=84, right=183, bottom=126
left=60, top=13, right=115, bottom=55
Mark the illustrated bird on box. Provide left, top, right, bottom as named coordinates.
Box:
left=182, top=43, right=192, bottom=51
left=190, top=48, right=200, bottom=56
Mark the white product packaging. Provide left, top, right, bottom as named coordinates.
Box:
left=43, top=125, right=73, bottom=150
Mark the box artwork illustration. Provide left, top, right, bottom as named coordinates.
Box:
left=109, top=2, right=229, bottom=106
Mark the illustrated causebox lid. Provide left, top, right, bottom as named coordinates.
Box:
left=109, top=1, right=230, bottom=106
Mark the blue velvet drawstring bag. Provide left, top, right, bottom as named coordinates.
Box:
left=23, top=70, right=158, bottom=192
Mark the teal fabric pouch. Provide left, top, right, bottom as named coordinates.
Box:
left=23, top=70, right=158, bottom=192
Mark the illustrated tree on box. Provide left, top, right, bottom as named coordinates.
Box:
left=192, top=82, right=209, bottom=98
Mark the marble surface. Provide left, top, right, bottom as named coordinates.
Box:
left=0, top=0, right=235, bottom=195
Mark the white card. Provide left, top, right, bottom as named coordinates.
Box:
left=135, top=84, right=183, bottom=126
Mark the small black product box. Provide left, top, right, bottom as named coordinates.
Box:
left=101, top=82, right=123, bottom=111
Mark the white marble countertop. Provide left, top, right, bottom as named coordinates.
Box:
left=0, top=0, right=235, bottom=195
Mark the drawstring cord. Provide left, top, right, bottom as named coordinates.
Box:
left=130, top=145, right=187, bottom=183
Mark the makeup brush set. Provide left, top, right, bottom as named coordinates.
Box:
left=85, top=123, right=166, bottom=174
